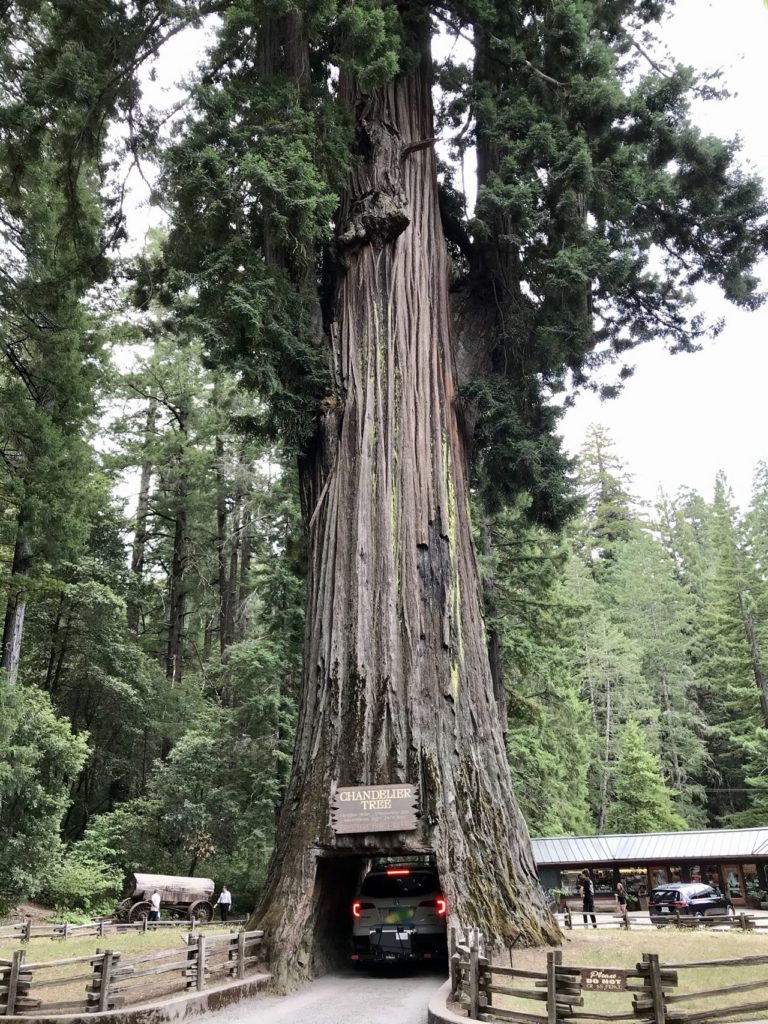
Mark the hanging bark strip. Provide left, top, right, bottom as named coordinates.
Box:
left=253, top=10, right=557, bottom=985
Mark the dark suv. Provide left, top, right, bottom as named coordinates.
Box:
left=351, top=865, right=447, bottom=963
left=649, top=882, right=733, bottom=918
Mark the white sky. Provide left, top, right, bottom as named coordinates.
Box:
left=127, top=0, right=768, bottom=510
left=561, top=0, right=768, bottom=509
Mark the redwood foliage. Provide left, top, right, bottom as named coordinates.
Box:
left=2, top=0, right=768, bottom=969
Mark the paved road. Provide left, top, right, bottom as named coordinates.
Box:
left=204, top=967, right=445, bottom=1024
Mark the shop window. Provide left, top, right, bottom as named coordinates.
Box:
left=591, top=867, right=615, bottom=896
left=743, top=864, right=762, bottom=900
left=560, top=870, right=582, bottom=896
left=618, top=867, right=647, bottom=905
left=649, top=866, right=683, bottom=888
left=724, top=866, right=742, bottom=901
left=701, top=864, right=722, bottom=889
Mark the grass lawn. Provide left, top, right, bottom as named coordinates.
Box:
left=494, top=930, right=768, bottom=1020
left=1, top=927, right=239, bottom=1012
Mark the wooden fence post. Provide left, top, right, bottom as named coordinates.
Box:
left=196, top=935, right=206, bottom=992
left=98, top=920, right=105, bottom=939
left=237, top=930, right=246, bottom=980
left=469, top=930, right=480, bottom=1020
left=546, top=950, right=562, bottom=1024
left=644, top=953, right=666, bottom=1024
left=564, top=906, right=573, bottom=930
left=4, top=950, right=25, bottom=1016
left=98, top=951, right=114, bottom=1012
left=23, top=920, right=32, bottom=944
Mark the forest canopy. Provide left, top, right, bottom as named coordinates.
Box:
left=1, top=0, right=768, bottom=921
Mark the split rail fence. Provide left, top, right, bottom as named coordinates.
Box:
left=0, top=929, right=264, bottom=1016
left=555, top=909, right=767, bottom=933
left=0, top=918, right=246, bottom=944
left=450, top=928, right=768, bottom=1024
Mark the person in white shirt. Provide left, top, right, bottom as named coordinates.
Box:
left=148, top=890, right=161, bottom=923
left=215, top=885, right=232, bottom=923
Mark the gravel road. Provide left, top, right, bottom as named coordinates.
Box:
left=201, top=967, right=445, bottom=1024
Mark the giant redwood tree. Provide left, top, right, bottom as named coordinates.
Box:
left=161, top=0, right=768, bottom=982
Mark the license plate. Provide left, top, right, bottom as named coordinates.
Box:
left=661, top=907, right=669, bottom=914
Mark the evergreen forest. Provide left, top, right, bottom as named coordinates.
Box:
left=2, top=0, right=768, bottom=924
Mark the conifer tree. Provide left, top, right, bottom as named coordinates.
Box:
left=574, top=424, right=639, bottom=575
left=605, top=533, right=709, bottom=825
left=484, top=506, right=594, bottom=834
left=605, top=719, right=688, bottom=834
left=698, top=475, right=763, bottom=820
left=158, top=1, right=768, bottom=977
left=4, top=0, right=768, bottom=972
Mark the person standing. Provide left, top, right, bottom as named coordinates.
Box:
left=215, top=885, right=232, bottom=923
left=579, top=870, right=597, bottom=928
left=148, top=890, right=161, bottom=923
left=615, top=881, right=628, bottom=922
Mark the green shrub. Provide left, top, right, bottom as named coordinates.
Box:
left=0, top=681, right=89, bottom=913
left=40, top=854, right=122, bottom=915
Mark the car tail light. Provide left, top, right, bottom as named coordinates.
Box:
left=386, top=868, right=410, bottom=876
left=419, top=898, right=448, bottom=916
left=674, top=900, right=686, bottom=908
left=352, top=901, right=374, bottom=918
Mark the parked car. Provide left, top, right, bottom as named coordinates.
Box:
left=351, top=864, right=447, bottom=963
left=648, top=882, right=733, bottom=918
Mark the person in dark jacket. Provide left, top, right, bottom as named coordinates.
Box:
left=579, top=870, right=597, bottom=928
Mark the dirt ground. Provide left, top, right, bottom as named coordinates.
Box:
left=0, top=902, right=55, bottom=925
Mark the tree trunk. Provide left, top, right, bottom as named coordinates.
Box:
left=224, top=491, right=242, bottom=650
left=1, top=528, right=32, bottom=685
left=737, top=591, right=768, bottom=727
left=235, top=504, right=252, bottom=641
left=128, top=397, right=157, bottom=634
left=165, top=409, right=190, bottom=687
left=252, top=10, right=557, bottom=986
left=659, top=671, right=684, bottom=791
left=598, top=672, right=612, bottom=832
left=215, top=435, right=229, bottom=656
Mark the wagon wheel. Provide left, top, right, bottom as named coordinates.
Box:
left=189, top=900, right=213, bottom=923
left=128, top=901, right=153, bottom=924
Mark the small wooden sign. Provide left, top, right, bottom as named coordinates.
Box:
left=331, top=783, right=418, bottom=835
left=580, top=968, right=628, bottom=992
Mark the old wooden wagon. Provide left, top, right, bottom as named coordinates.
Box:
left=114, top=873, right=215, bottom=923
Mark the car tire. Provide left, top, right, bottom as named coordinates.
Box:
left=694, top=911, right=704, bottom=919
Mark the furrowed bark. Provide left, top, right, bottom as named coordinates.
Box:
left=253, top=10, right=557, bottom=987
left=481, top=517, right=508, bottom=732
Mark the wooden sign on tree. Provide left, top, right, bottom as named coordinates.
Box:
left=330, top=784, right=419, bottom=835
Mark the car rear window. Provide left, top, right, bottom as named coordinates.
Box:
left=360, top=872, right=439, bottom=899
left=651, top=889, right=679, bottom=903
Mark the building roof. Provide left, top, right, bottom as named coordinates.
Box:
left=531, top=827, right=768, bottom=866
